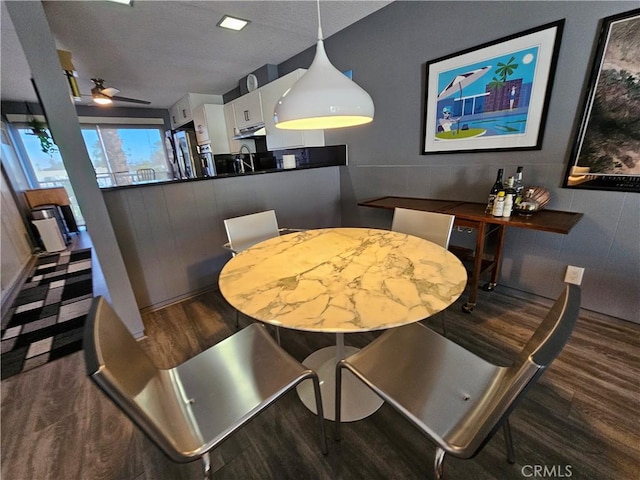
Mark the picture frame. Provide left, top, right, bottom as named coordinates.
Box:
left=422, top=20, right=564, bottom=155
left=562, top=9, right=640, bottom=193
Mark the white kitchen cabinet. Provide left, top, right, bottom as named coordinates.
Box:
left=192, top=104, right=230, bottom=154
left=170, top=96, right=192, bottom=128
left=232, top=90, right=263, bottom=130
left=223, top=103, right=243, bottom=154
left=169, top=93, right=224, bottom=129
left=169, top=103, right=182, bottom=129
left=222, top=70, right=325, bottom=152
left=261, top=69, right=325, bottom=150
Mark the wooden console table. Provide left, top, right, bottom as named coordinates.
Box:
left=358, top=196, right=583, bottom=312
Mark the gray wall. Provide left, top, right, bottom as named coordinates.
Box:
left=103, top=167, right=342, bottom=311
left=280, top=1, right=639, bottom=323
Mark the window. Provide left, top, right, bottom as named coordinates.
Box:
left=80, top=126, right=169, bottom=187
left=12, top=121, right=170, bottom=226
left=13, top=124, right=85, bottom=225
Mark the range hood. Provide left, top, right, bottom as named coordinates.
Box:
left=232, top=124, right=266, bottom=139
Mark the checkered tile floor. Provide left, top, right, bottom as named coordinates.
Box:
left=1, top=249, right=93, bottom=379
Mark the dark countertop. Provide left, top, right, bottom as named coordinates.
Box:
left=100, top=144, right=347, bottom=192
left=100, top=163, right=343, bottom=192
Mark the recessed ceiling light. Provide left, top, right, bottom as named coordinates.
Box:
left=107, top=0, right=132, bottom=5
left=217, top=15, right=250, bottom=31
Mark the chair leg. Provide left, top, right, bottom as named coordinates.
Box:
left=311, top=373, right=328, bottom=455
left=434, top=447, right=446, bottom=480
left=275, top=326, right=281, bottom=345
left=201, top=452, right=211, bottom=480
left=334, top=362, right=343, bottom=441
left=503, top=418, right=516, bottom=464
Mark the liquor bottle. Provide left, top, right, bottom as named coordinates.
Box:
left=514, top=166, right=524, bottom=205
left=485, top=168, right=504, bottom=214
left=503, top=176, right=516, bottom=218
left=492, top=191, right=506, bottom=217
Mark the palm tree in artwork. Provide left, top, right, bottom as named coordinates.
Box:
left=495, top=56, right=519, bottom=82
left=486, top=57, right=520, bottom=111
left=487, top=76, right=505, bottom=90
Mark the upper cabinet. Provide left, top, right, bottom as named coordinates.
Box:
left=222, top=69, right=325, bottom=152
left=169, top=96, right=191, bottom=128
left=223, top=103, right=243, bottom=154
left=261, top=69, right=325, bottom=151
left=232, top=91, right=264, bottom=130
left=169, top=93, right=224, bottom=129
left=192, top=104, right=231, bottom=154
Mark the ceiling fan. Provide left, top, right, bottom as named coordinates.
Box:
left=87, top=78, right=151, bottom=106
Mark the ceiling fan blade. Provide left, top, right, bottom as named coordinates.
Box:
left=101, top=87, right=120, bottom=96
left=110, top=95, right=151, bottom=105
left=88, top=78, right=150, bottom=105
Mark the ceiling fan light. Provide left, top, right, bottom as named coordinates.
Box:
left=93, top=94, right=113, bottom=105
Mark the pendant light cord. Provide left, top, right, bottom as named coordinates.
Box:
left=316, top=0, right=323, bottom=41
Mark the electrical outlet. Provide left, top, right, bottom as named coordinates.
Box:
left=564, top=265, right=584, bottom=285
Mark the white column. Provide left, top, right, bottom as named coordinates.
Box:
left=6, top=2, right=144, bottom=337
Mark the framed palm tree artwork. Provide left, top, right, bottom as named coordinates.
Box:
left=421, top=20, right=564, bottom=154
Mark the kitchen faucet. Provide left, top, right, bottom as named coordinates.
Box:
left=237, top=144, right=255, bottom=173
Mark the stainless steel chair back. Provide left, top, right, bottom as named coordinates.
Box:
left=84, top=296, right=327, bottom=478
left=222, top=209, right=284, bottom=335
left=518, top=285, right=581, bottom=367
left=392, top=207, right=456, bottom=335
left=336, top=285, right=580, bottom=479
left=391, top=207, right=455, bottom=249
left=223, top=210, right=280, bottom=254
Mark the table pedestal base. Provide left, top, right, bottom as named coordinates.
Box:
left=296, top=345, right=384, bottom=422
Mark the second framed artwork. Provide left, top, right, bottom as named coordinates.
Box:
left=422, top=20, right=564, bottom=154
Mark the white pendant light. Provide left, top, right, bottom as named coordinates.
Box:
left=274, top=0, right=374, bottom=130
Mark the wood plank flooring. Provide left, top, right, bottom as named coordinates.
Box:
left=2, top=286, right=639, bottom=480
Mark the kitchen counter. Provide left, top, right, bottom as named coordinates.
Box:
left=100, top=144, right=347, bottom=192
left=102, top=166, right=342, bottom=312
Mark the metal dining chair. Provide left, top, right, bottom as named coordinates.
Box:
left=392, top=207, right=456, bottom=334
left=223, top=210, right=281, bottom=335
left=391, top=207, right=455, bottom=249
left=84, top=296, right=327, bottom=480
left=222, top=210, right=302, bottom=337
left=336, top=284, right=581, bottom=480
left=223, top=210, right=281, bottom=255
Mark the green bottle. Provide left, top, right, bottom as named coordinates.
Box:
left=486, top=168, right=504, bottom=214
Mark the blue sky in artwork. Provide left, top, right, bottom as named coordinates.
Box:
left=437, top=46, right=539, bottom=98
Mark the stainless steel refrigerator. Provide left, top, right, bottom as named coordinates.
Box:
left=173, top=129, right=200, bottom=178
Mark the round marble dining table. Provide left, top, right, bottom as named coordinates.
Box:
left=218, top=227, right=467, bottom=421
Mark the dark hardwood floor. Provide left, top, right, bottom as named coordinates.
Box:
left=2, top=285, right=639, bottom=480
